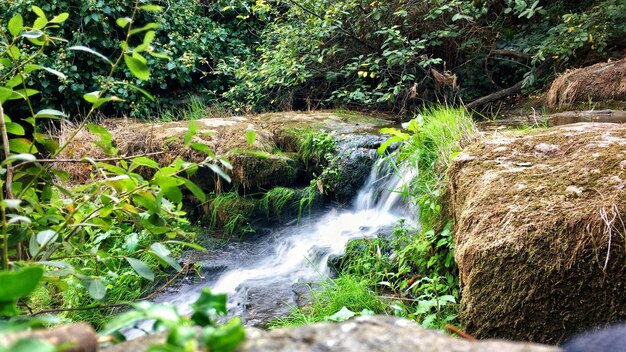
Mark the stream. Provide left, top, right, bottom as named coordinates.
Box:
left=144, top=160, right=415, bottom=330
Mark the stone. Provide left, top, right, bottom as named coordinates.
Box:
left=103, top=316, right=560, bottom=352
left=448, top=123, right=626, bottom=344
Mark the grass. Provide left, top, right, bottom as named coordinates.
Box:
left=261, top=187, right=296, bottom=219
left=155, top=95, right=232, bottom=122
left=269, top=275, right=386, bottom=328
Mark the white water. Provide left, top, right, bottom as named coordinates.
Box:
left=154, top=160, right=415, bottom=322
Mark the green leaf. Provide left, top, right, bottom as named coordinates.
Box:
left=143, top=31, right=156, bottom=46
left=21, top=30, right=43, bottom=39
left=50, top=13, right=69, bottom=23
left=7, top=46, right=20, bottom=60
left=199, top=318, right=246, bottom=352
left=116, top=17, right=132, bottom=28
left=88, top=279, right=106, bottom=300
left=4, top=153, right=36, bottom=164
left=126, top=257, right=155, bottom=281
left=9, top=89, right=39, bottom=100
left=8, top=15, right=23, bottom=37
left=183, top=179, right=206, bottom=202
left=33, top=17, right=48, bottom=30
left=325, top=306, right=355, bottom=322
left=0, top=87, right=13, bottom=103
left=149, top=243, right=181, bottom=271
left=124, top=55, right=150, bottom=81
left=245, top=128, right=257, bottom=145
left=125, top=83, right=154, bottom=101
left=190, top=288, right=227, bottom=326
left=184, top=121, right=199, bottom=146
left=9, top=138, right=37, bottom=154
left=129, top=23, right=160, bottom=36
left=130, top=156, right=159, bottom=170
left=68, top=46, right=112, bottom=64
left=206, top=164, right=231, bottom=183
left=140, top=5, right=163, bottom=12
left=32, top=6, right=47, bottom=19
left=35, top=109, right=67, bottom=119
left=0, top=266, right=44, bottom=303
left=3, top=337, right=55, bottom=352
left=5, top=122, right=25, bottom=136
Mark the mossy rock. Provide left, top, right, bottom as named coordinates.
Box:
left=448, top=123, right=626, bottom=344
left=230, top=153, right=300, bottom=192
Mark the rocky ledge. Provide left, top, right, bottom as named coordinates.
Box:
left=103, top=316, right=559, bottom=352
left=448, top=122, right=626, bottom=343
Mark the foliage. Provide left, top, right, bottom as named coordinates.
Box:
left=0, top=0, right=264, bottom=117
left=102, top=288, right=245, bottom=352
left=0, top=3, right=230, bottom=328
left=222, top=0, right=625, bottom=112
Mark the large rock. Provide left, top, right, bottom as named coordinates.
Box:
left=103, top=316, right=559, bottom=352
left=448, top=123, right=626, bottom=343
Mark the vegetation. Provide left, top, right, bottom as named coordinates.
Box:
left=274, top=106, right=476, bottom=329
left=0, top=3, right=243, bottom=350
left=0, top=0, right=623, bottom=349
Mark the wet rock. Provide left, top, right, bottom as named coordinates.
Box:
left=448, top=123, right=626, bottom=344
left=237, top=279, right=297, bottom=328
left=332, top=134, right=387, bottom=202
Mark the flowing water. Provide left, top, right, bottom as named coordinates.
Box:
left=149, top=160, right=415, bottom=328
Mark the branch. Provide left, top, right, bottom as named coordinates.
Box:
left=467, top=57, right=553, bottom=110
left=489, top=49, right=532, bottom=60
left=0, top=103, right=14, bottom=200
left=15, top=151, right=165, bottom=168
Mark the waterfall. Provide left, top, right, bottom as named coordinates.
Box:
left=142, top=158, right=415, bottom=330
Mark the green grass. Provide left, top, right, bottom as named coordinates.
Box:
left=155, top=95, right=231, bottom=122
left=269, top=275, right=386, bottom=328
left=261, top=187, right=296, bottom=219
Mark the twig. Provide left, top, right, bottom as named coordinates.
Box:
left=15, top=151, right=165, bottom=168
left=0, top=103, right=14, bottom=200
left=445, top=324, right=477, bottom=341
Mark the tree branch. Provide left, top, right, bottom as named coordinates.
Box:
left=467, top=57, right=553, bottom=110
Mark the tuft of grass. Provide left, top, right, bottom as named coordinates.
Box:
left=207, top=192, right=257, bottom=236
left=155, top=95, right=232, bottom=122
left=261, top=187, right=296, bottom=219
left=269, top=275, right=386, bottom=328
left=397, top=105, right=476, bottom=229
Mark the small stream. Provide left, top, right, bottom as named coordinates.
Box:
left=152, top=160, right=415, bottom=327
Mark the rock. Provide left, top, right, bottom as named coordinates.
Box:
left=239, top=316, right=560, bottom=352
left=448, top=123, right=626, bottom=343
left=103, top=316, right=560, bottom=352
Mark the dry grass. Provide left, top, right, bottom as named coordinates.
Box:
left=547, top=58, right=626, bottom=108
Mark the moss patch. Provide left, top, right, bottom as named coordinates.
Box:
left=448, top=122, right=626, bottom=343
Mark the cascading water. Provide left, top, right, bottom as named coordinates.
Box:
left=150, top=159, right=415, bottom=327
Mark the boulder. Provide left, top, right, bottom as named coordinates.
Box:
left=448, top=123, right=626, bottom=343
left=103, top=316, right=559, bottom=352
